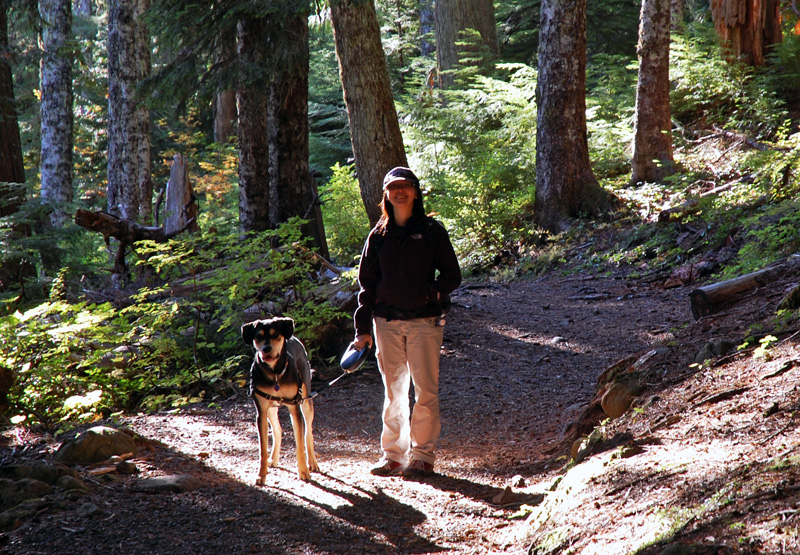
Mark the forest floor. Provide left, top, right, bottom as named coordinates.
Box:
left=3, top=257, right=800, bottom=554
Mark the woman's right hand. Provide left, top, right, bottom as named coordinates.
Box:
left=354, top=334, right=373, bottom=350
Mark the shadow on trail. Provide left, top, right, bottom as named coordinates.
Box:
left=276, top=471, right=444, bottom=554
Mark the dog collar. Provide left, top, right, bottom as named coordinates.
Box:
left=256, top=357, right=289, bottom=391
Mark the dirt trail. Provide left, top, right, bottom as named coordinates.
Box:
left=3, top=275, right=691, bottom=554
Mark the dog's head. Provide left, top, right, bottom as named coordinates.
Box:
left=241, top=317, right=295, bottom=369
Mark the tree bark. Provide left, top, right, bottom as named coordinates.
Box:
left=107, top=0, right=140, bottom=221
left=269, top=9, right=329, bottom=258
left=213, top=35, right=237, bottom=143
left=534, top=0, right=615, bottom=234
left=631, top=0, right=675, bottom=185
left=162, top=154, right=199, bottom=235
left=134, top=0, right=152, bottom=224
left=214, top=89, right=236, bottom=143
left=0, top=3, right=24, bottom=190
left=710, top=0, right=782, bottom=66
left=39, top=0, right=74, bottom=227
left=330, top=0, right=408, bottom=226
left=434, top=0, right=498, bottom=88
left=236, top=16, right=271, bottom=233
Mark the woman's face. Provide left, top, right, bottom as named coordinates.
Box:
left=385, top=182, right=417, bottom=209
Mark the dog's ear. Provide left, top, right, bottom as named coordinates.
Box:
left=275, top=317, right=294, bottom=339
left=241, top=321, right=257, bottom=344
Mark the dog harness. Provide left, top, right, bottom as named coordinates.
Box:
left=252, top=358, right=307, bottom=405
left=253, top=387, right=305, bottom=405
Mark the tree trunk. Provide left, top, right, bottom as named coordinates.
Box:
left=236, top=16, right=271, bottom=233
left=631, top=0, right=675, bottom=185
left=162, top=154, right=199, bottom=235
left=214, top=89, right=236, bottom=143
left=269, top=10, right=329, bottom=258
left=39, top=0, right=74, bottom=227
left=0, top=4, right=33, bottom=292
left=0, top=3, right=24, bottom=190
left=420, top=0, right=435, bottom=57
left=710, top=0, right=782, bottom=66
left=330, top=0, right=407, bottom=227
left=107, top=0, right=140, bottom=221
left=213, top=35, right=237, bottom=143
left=434, top=0, right=498, bottom=89
left=534, top=0, right=615, bottom=234
left=134, top=0, right=152, bottom=224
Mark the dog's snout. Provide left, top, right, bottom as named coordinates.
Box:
left=261, top=345, right=272, bottom=353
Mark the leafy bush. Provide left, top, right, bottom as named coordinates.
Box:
left=318, top=163, right=372, bottom=267
left=401, top=63, right=537, bottom=270
left=670, top=24, right=789, bottom=140
left=586, top=53, right=637, bottom=179
left=1, top=219, right=347, bottom=429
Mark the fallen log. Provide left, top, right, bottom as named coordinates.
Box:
left=689, top=255, right=800, bottom=319
left=74, top=208, right=196, bottom=276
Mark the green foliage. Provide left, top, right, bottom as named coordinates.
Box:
left=761, top=31, right=800, bottom=103
left=309, top=19, right=352, bottom=181
left=721, top=199, right=800, bottom=278
left=319, top=163, right=371, bottom=266
left=2, top=220, right=346, bottom=428
left=586, top=54, right=637, bottom=179
left=670, top=24, right=789, bottom=140
left=401, top=63, right=537, bottom=271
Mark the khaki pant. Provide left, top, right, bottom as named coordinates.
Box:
left=373, top=316, right=444, bottom=466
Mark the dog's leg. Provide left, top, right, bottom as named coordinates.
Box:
left=300, top=396, right=319, bottom=473
left=266, top=405, right=281, bottom=469
left=287, top=404, right=311, bottom=481
left=254, top=399, right=272, bottom=486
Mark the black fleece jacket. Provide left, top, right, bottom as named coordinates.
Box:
left=354, top=215, right=462, bottom=337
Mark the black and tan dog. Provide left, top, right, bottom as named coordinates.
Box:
left=241, top=317, right=319, bottom=483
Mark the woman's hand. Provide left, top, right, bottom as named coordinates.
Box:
left=354, top=334, right=373, bottom=350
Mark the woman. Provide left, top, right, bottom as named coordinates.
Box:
left=353, top=166, right=462, bottom=478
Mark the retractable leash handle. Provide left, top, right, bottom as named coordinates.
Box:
left=340, top=342, right=371, bottom=373
left=308, top=342, right=372, bottom=399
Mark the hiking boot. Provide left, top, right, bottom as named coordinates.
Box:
left=402, top=459, right=434, bottom=478
left=370, top=459, right=404, bottom=476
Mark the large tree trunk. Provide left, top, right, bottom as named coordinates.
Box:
left=710, top=0, right=782, bottom=66
left=213, top=35, right=237, bottom=143
left=0, top=3, right=24, bottom=189
left=434, top=0, right=498, bottom=89
left=534, top=0, right=615, bottom=234
left=0, top=2, right=32, bottom=293
left=269, top=10, right=329, bottom=259
left=134, top=0, right=152, bottom=223
left=39, top=0, right=74, bottom=227
left=631, top=0, right=675, bottom=185
left=107, top=0, right=140, bottom=221
left=236, top=16, right=271, bottom=233
left=330, top=0, right=407, bottom=226
left=420, top=0, right=435, bottom=57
